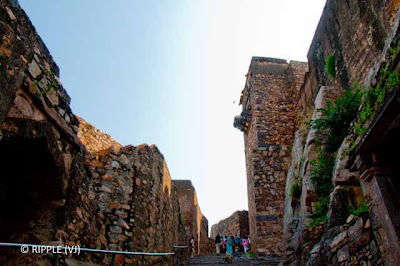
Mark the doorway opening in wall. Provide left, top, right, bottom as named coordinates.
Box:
left=0, top=137, right=61, bottom=244
left=380, top=127, right=400, bottom=241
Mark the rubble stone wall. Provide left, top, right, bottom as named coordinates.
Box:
left=278, top=0, right=400, bottom=265
left=173, top=180, right=212, bottom=255
left=199, top=216, right=214, bottom=255
left=85, top=144, right=186, bottom=264
left=0, top=1, right=210, bottom=265
left=210, top=210, right=249, bottom=239
left=235, top=1, right=400, bottom=264
left=0, top=1, right=97, bottom=265
left=77, top=116, right=122, bottom=153
left=298, top=0, right=399, bottom=117
left=234, top=58, right=308, bottom=255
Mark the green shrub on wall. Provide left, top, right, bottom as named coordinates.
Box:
left=308, top=197, right=330, bottom=227
left=347, top=200, right=368, bottom=218
left=290, top=182, right=302, bottom=199
left=306, top=41, right=400, bottom=227
left=310, top=149, right=335, bottom=196
left=308, top=87, right=362, bottom=152
left=385, top=71, right=400, bottom=89
left=307, top=86, right=362, bottom=226
left=350, top=43, right=400, bottom=147
left=325, top=54, right=336, bottom=79
left=308, top=150, right=335, bottom=226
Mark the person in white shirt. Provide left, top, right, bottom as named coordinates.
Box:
left=190, top=236, right=195, bottom=258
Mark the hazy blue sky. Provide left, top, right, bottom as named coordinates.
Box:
left=19, top=0, right=326, bottom=231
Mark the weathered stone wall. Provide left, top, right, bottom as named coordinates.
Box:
left=0, top=1, right=210, bottom=265
left=77, top=116, right=122, bottom=154
left=173, top=181, right=198, bottom=243
left=343, top=7, right=400, bottom=265
left=210, top=210, right=249, bottom=239
left=298, top=0, right=399, bottom=118
left=281, top=0, right=400, bottom=265
left=234, top=58, right=308, bottom=255
left=283, top=86, right=342, bottom=246
left=85, top=144, right=186, bottom=264
left=199, top=216, right=214, bottom=255
left=173, top=180, right=212, bottom=255
left=235, top=1, right=400, bottom=264
left=0, top=2, right=97, bottom=265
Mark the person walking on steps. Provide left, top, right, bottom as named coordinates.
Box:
left=221, top=236, right=226, bottom=254
left=215, top=234, right=221, bottom=255
left=226, top=235, right=234, bottom=255
left=243, top=235, right=249, bottom=253
left=234, top=234, right=241, bottom=252
left=190, top=236, right=195, bottom=258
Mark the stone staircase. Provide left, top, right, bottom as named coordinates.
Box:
left=187, top=254, right=281, bottom=266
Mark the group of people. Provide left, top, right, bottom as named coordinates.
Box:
left=214, top=234, right=250, bottom=255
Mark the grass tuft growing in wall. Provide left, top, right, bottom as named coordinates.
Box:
left=347, top=200, right=368, bottom=218
left=308, top=197, right=330, bottom=227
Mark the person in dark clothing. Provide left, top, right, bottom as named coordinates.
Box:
left=215, top=234, right=221, bottom=255
left=234, top=234, right=241, bottom=252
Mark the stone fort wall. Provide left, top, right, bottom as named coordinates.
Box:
left=0, top=1, right=210, bottom=264
left=173, top=180, right=213, bottom=255
left=234, top=58, right=308, bottom=255
left=235, top=0, right=400, bottom=265
left=210, top=210, right=249, bottom=239
left=282, top=1, right=400, bottom=265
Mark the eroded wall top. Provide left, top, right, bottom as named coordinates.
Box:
left=77, top=116, right=122, bottom=154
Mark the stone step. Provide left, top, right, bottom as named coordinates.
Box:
left=187, top=255, right=281, bottom=265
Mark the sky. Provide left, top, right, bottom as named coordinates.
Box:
left=19, top=0, right=326, bottom=231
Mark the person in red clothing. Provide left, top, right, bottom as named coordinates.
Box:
left=221, top=236, right=227, bottom=254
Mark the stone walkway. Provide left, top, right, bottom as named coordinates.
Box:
left=187, top=254, right=281, bottom=266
